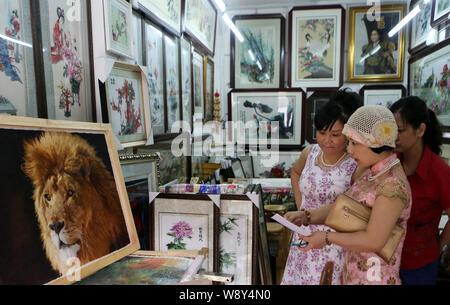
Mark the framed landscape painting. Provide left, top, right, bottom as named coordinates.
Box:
left=104, top=0, right=134, bottom=59
left=135, top=0, right=182, bottom=36
left=150, top=194, right=219, bottom=272
left=348, top=4, right=406, bottom=82
left=360, top=85, right=406, bottom=108
left=409, top=39, right=450, bottom=142
left=183, top=0, right=217, bottom=56
left=229, top=89, right=305, bottom=148
left=0, top=116, right=139, bottom=285
left=105, top=62, right=152, bottom=148
left=289, top=6, right=345, bottom=88
left=231, top=14, right=285, bottom=89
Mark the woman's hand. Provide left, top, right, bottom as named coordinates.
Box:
left=285, top=211, right=307, bottom=227
left=297, top=231, right=327, bottom=251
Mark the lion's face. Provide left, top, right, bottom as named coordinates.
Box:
left=38, top=172, right=91, bottom=261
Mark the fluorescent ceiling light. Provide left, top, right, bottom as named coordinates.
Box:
left=0, top=33, right=32, bottom=48
left=222, top=13, right=244, bottom=43
left=213, top=0, right=226, bottom=12
left=388, top=5, right=420, bottom=37
left=424, top=0, right=431, bottom=4
left=256, top=60, right=262, bottom=70
left=359, top=45, right=381, bottom=63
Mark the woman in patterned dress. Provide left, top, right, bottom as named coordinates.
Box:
left=281, top=89, right=363, bottom=285
left=291, top=105, right=412, bottom=285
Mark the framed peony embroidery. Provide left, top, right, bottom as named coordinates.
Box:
left=104, top=0, right=134, bottom=59
left=150, top=194, right=219, bottom=272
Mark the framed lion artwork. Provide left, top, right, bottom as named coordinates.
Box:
left=0, top=116, right=139, bottom=285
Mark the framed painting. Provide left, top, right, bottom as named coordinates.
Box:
left=408, top=39, right=450, bottom=142
left=193, top=50, right=205, bottom=121
left=150, top=194, right=219, bottom=272
left=204, top=56, right=214, bottom=122
left=253, top=150, right=301, bottom=179
left=288, top=6, right=345, bottom=89
left=360, top=85, right=406, bottom=108
left=75, top=250, right=206, bottom=285
left=132, top=11, right=143, bottom=65
left=164, top=34, right=181, bottom=133
left=0, top=0, right=38, bottom=118
left=409, top=0, right=433, bottom=54
left=239, top=156, right=255, bottom=178
left=180, top=37, right=193, bottom=129
left=348, top=4, right=406, bottom=82
left=182, top=0, right=217, bottom=56
left=0, top=116, right=139, bottom=285
left=305, top=90, right=331, bottom=144
left=120, top=153, right=160, bottom=250
left=39, top=0, right=95, bottom=122
left=145, top=21, right=166, bottom=136
left=431, top=0, right=450, bottom=27
left=231, top=14, right=285, bottom=89
left=104, top=0, right=134, bottom=59
left=219, top=197, right=258, bottom=285
left=105, top=62, right=152, bottom=148
left=229, top=89, right=305, bottom=148
left=134, top=0, right=182, bottom=36
left=231, top=158, right=245, bottom=179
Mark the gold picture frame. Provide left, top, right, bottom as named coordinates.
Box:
left=347, top=4, right=406, bottom=82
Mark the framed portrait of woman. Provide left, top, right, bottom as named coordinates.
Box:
left=231, top=14, right=285, bottom=89
left=348, top=4, right=406, bottom=82
left=288, top=6, right=345, bottom=89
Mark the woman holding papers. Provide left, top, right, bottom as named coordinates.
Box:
left=289, top=105, right=412, bottom=285
left=281, top=89, right=363, bottom=285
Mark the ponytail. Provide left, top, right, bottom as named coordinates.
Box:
left=425, top=109, right=443, bottom=155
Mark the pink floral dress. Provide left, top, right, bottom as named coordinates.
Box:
left=281, top=144, right=357, bottom=285
left=342, top=154, right=411, bottom=285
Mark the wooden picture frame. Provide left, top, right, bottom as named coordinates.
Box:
left=252, top=150, right=301, bottom=178
left=348, top=4, right=406, bottom=82
left=144, top=20, right=166, bottom=136
left=219, top=195, right=259, bottom=285
left=150, top=194, right=219, bottom=272
left=288, top=5, right=345, bottom=89
left=0, top=116, right=139, bottom=285
left=182, top=0, right=217, bottom=56
left=75, top=249, right=206, bottom=285
left=431, top=0, right=450, bottom=28
left=360, top=84, right=406, bottom=108
left=409, top=0, right=433, bottom=54
left=228, top=89, right=305, bottom=149
left=231, top=14, right=285, bottom=89
left=203, top=56, right=214, bottom=122
left=134, top=0, right=182, bottom=37
left=304, top=90, right=331, bottom=144
left=104, top=0, right=134, bottom=59
left=408, top=39, right=450, bottom=143
left=163, top=33, right=181, bottom=133
left=104, top=61, right=152, bottom=148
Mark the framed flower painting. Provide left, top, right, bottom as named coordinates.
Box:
left=164, top=34, right=181, bottom=133
left=360, top=85, right=406, bottom=108
left=104, top=0, right=134, bottom=59
left=289, top=6, right=345, bottom=89
left=134, top=0, right=182, bottom=36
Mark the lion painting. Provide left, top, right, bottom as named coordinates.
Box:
left=22, top=132, right=129, bottom=276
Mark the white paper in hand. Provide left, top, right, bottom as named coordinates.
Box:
left=271, top=214, right=311, bottom=237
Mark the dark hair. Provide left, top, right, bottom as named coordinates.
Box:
left=390, top=96, right=443, bottom=155
left=314, top=88, right=363, bottom=132
left=370, top=146, right=394, bottom=154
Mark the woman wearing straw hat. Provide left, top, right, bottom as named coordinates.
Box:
left=287, top=105, right=412, bottom=284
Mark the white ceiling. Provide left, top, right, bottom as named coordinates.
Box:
left=224, top=0, right=408, bottom=10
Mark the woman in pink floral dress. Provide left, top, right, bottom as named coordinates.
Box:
left=281, top=90, right=363, bottom=285
left=292, top=105, right=412, bottom=285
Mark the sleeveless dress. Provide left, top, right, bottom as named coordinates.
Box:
left=281, top=144, right=357, bottom=285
